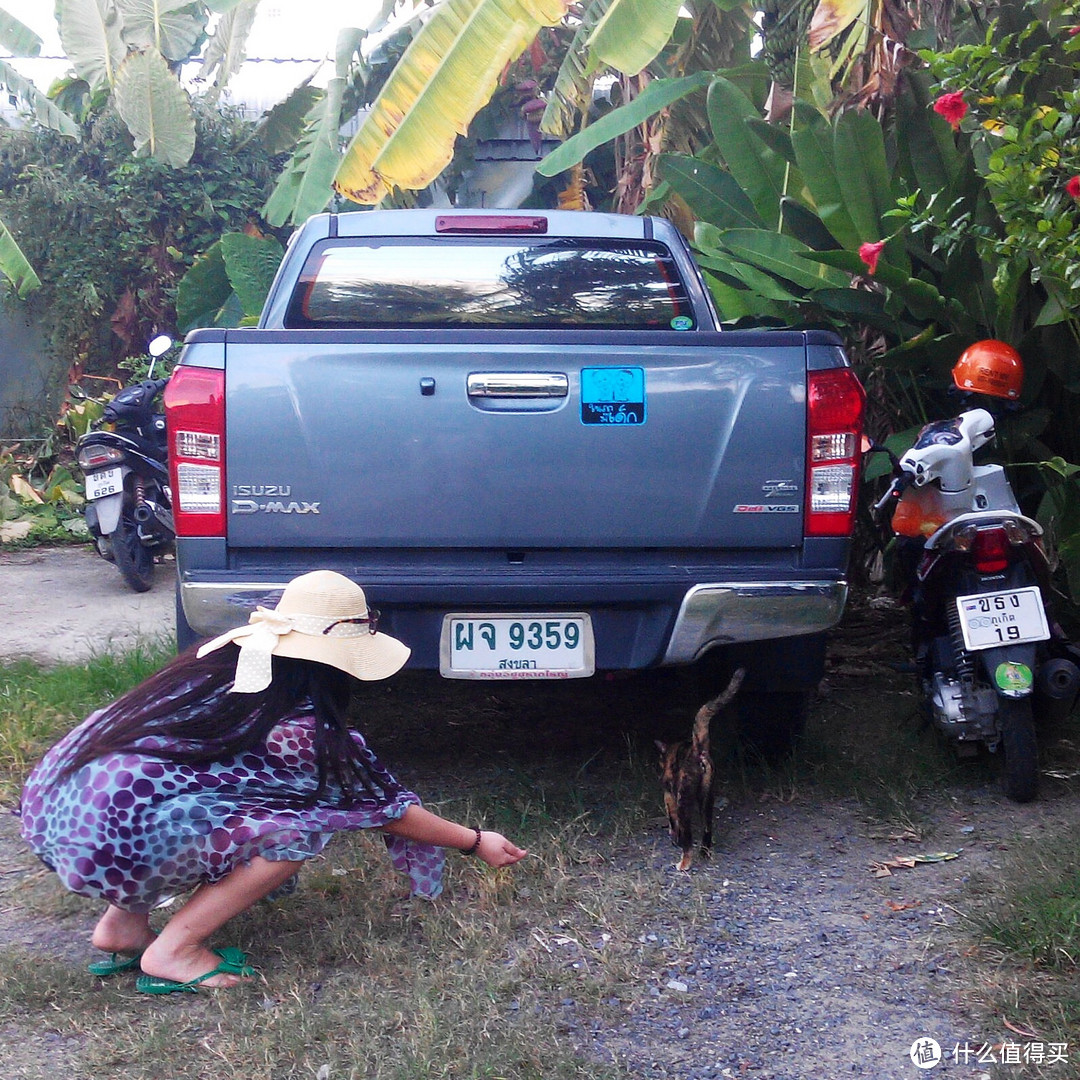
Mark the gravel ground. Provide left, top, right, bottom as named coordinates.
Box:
left=1, top=554, right=1078, bottom=1079
left=576, top=788, right=1076, bottom=1079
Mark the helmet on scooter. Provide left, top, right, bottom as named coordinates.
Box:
left=951, top=339, right=1023, bottom=400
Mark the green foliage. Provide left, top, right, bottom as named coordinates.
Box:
left=0, top=101, right=283, bottom=384
left=0, top=443, right=86, bottom=546
left=176, top=231, right=284, bottom=331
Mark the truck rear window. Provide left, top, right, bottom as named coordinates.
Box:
left=283, top=238, right=697, bottom=330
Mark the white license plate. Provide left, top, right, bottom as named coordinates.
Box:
left=85, top=467, right=123, bottom=500
left=440, top=613, right=595, bottom=680
left=955, top=587, right=1050, bottom=651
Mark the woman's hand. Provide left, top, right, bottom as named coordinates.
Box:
left=474, top=831, right=528, bottom=867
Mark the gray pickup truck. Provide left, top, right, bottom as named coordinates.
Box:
left=165, top=208, right=865, bottom=741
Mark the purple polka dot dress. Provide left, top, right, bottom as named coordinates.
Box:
left=18, top=706, right=446, bottom=909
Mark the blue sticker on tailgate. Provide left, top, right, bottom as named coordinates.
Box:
left=580, top=367, right=646, bottom=425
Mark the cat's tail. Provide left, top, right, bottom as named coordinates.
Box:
left=695, top=666, right=746, bottom=733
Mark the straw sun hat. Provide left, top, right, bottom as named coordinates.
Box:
left=197, top=570, right=410, bottom=693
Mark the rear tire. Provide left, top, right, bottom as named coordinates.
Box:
left=111, top=513, right=154, bottom=592
left=999, top=697, right=1039, bottom=803
left=738, top=690, right=810, bottom=762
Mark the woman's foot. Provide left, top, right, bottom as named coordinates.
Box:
left=91, top=905, right=156, bottom=957
left=139, top=938, right=252, bottom=989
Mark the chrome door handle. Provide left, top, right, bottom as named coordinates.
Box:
left=467, top=373, right=568, bottom=398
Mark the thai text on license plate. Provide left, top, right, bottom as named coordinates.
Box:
left=440, top=613, right=595, bottom=680
left=85, top=467, right=123, bottom=501
left=955, top=587, right=1050, bottom=651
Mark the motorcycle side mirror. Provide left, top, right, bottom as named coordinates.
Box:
left=148, top=335, right=173, bottom=358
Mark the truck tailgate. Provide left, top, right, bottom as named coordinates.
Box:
left=222, top=329, right=807, bottom=549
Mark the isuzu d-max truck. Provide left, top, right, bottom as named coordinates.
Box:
left=165, top=208, right=865, bottom=740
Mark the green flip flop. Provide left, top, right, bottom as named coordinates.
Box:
left=88, top=950, right=145, bottom=977
left=134, top=947, right=255, bottom=995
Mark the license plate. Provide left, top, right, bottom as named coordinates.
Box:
left=85, top=467, right=123, bottom=500
left=955, top=587, right=1050, bottom=651
left=440, top=613, right=595, bottom=680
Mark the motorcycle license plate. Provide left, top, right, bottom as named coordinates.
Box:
left=439, top=613, right=595, bottom=680
left=955, top=587, right=1050, bottom=651
left=85, top=467, right=123, bottom=500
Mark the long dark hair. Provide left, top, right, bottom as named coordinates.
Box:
left=56, top=643, right=393, bottom=808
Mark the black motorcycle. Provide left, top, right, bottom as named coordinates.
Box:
left=76, top=336, right=174, bottom=592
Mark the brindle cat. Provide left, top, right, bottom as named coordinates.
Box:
left=656, top=667, right=745, bottom=871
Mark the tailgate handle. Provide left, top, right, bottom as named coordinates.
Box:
left=467, top=372, right=568, bottom=399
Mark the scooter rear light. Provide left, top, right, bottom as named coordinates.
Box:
left=1001, top=518, right=1037, bottom=545
left=164, top=366, right=226, bottom=538
left=951, top=524, right=978, bottom=552
left=77, top=445, right=124, bottom=469
left=972, top=526, right=1009, bottom=573
left=805, top=367, right=866, bottom=536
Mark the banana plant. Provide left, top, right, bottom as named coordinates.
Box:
left=655, top=72, right=1002, bottom=360
left=0, top=7, right=55, bottom=295
left=331, top=0, right=692, bottom=204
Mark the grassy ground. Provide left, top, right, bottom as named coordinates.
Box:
left=1, top=608, right=1079, bottom=1079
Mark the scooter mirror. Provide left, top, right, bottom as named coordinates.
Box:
left=148, top=335, right=173, bottom=358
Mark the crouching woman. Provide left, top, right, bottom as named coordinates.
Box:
left=18, top=571, right=526, bottom=994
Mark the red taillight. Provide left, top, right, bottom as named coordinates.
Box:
left=972, top=526, right=1010, bottom=573
left=164, top=366, right=226, bottom=538
left=806, top=367, right=866, bottom=537
left=435, top=215, right=548, bottom=233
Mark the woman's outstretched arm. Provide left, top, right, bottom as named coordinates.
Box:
left=382, top=805, right=528, bottom=867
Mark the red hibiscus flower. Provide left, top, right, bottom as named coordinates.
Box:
left=858, top=240, right=886, bottom=276
left=1067, top=175, right=1080, bottom=199
left=933, top=92, right=969, bottom=130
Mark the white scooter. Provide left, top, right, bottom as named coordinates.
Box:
left=873, top=408, right=1080, bottom=802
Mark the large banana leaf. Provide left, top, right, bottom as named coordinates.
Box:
left=657, top=154, right=763, bottom=230
left=198, top=0, right=258, bottom=93
left=540, top=0, right=608, bottom=140
left=220, top=232, right=284, bottom=318
left=176, top=240, right=232, bottom=332
left=334, top=0, right=567, bottom=204
left=790, top=111, right=860, bottom=249
left=895, top=69, right=962, bottom=195
left=587, top=0, right=683, bottom=77
left=252, top=81, right=324, bottom=155
left=0, top=217, right=41, bottom=298
left=117, top=0, right=208, bottom=61
left=706, top=77, right=786, bottom=229
left=0, top=60, right=82, bottom=137
left=0, top=8, right=41, bottom=54
left=264, top=78, right=345, bottom=226
left=808, top=249, right=977, bottom=335
left=113, top=49, right=197, bottom=166
left=716, top=229, right=852, bottom=292
left=56, top=0, right=126, bottom=91
left=537, top=71, right=711, bottom=177
left=832, top=107, right=893, bottom=241
left=808, top=0, right=869, bottom=52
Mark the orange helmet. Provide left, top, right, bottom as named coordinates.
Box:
left=952, top=339, right=1023, bottom=400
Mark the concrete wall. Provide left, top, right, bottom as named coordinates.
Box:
left=0, top=299, right=56, bottom=440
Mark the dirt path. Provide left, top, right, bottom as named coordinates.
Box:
left=0, top=546, right=174, bottom=664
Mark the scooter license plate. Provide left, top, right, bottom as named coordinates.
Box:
left=955, top=587, right=1050, bottom=651
left=85, top=467, right=123, bottom=500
